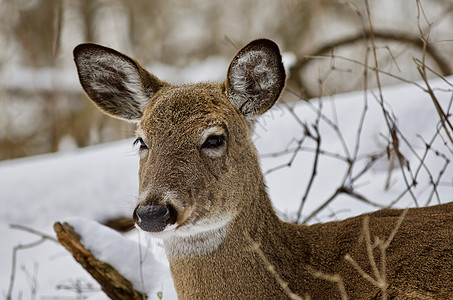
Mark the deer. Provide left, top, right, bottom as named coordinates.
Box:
left=73, top=39, right=453, bottom=299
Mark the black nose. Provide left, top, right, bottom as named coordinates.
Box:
left=133, top=205, right=176, bottom=232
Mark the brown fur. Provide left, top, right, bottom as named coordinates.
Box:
left=74, top=39, right=453, bottom=299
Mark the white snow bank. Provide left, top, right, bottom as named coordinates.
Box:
left=0, top=140, right=139, bottom=226
left=67, top=218, right=177, bottom=300
left=0, top=140, right=140, bottom=300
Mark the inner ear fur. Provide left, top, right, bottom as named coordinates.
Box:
left=73, top=43, right=165, bottom=121
left=226, top=39, right=286, bottom=119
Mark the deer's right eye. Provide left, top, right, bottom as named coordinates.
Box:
left=133, top=137, right=148, bottom=150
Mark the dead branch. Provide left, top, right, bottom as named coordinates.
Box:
left=344, top=209, right=408, bottom=300
left=296, top=124, right=321, bottom=221
left=305, top=266, right=348, bottom=300
left=10, top=224, right=58, bottom=242
left=246, top=234, right=304, bottom=300
left=7, top=239, right=47, bottom=300
left=53, top=222, right=145, bottom=300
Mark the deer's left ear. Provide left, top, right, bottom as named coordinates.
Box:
left=226, top=39, right=286, bottom=119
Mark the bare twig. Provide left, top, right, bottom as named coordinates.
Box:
left=264, top=135, right=307, bottom=176
left=261, top=145, right=348, bottom=162
left=302, top=54, right=427, bottom=90
left=415, top=60, right=453, bottom=144
left=21, top=263, right=39, bottom=300
left=7, top=239, right=48, bottom=300
left=302, top=187, right=343, bottom=224
left=6, top=224, right=58, bottom=300
left=296, top=124, right=321, bottom=222
left=344, top=254, right=380, bottom=287
left=345, top=209, right=408, bottom=300
left=10, top=224, right=58, bottom=243
left=137, top=230, right=147, bottom=300
left=362, top=216, right=382, bottom=285
left=246, top=235, right=304, bottom=300
left=224, top=35, right=239, bottom=50
left=414, top=0, right=453, bottom=145
left=305, top=266, right=348, bottom=300
left=290, top=28, right=452, bottom=97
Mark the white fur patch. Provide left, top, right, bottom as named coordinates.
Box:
left=234, top=50, right=277, bottom=90
left=162, top=216, right=232, bottom=257
left=228, top=49, right=278, bottom=115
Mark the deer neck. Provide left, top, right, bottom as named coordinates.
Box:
left=165, top=185, right=313, bottom=299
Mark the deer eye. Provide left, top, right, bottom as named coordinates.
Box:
left=202, top=134, right=225, bottom=149
left=199, top=126, right=228, bottom=158
left=133, top=137, right=148, bottom=150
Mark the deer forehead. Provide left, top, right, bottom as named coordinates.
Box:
left=138, top=83, right=244, bottom=138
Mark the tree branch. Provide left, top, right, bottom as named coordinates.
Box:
left=53, top=222, right=146, bottom=300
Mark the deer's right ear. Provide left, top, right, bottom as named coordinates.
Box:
left=73, top=43, right=165, bottom=122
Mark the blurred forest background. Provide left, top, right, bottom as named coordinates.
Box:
left=1, top=0, right=453, bottom=161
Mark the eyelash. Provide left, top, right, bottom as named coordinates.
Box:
left=133, top=137, right=148, bottom=150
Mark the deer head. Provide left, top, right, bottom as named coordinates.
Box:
left=74, top=39, right=285, bottom=251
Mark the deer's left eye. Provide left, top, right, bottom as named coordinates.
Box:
left=199, top=126, right=228, bottom=158
left=133, top=137, right=148, bottom=150
left=202, top=135, right=225, bottom=149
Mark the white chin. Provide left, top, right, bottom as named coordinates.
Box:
left=148, top=215, right=233, bottom=239
left=162, top=217, right=233, bottom=257
left=144, top=223, right=178, bottom=238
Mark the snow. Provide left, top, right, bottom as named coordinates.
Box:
left=0, top=141, right=140, bottom=299
left=67, top=218, right=177, bottom=299
left=1, top=75, right=452, bottom=299
left=257, top=79, right=453, bottom=221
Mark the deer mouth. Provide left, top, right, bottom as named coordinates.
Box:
left=133, top=204, right=178, bottom=232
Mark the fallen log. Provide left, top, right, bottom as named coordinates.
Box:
left=54, top=222, right=146, bottom=300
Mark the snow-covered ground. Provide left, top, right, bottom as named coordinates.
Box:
left=1, top=75, right=452, bottom=299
